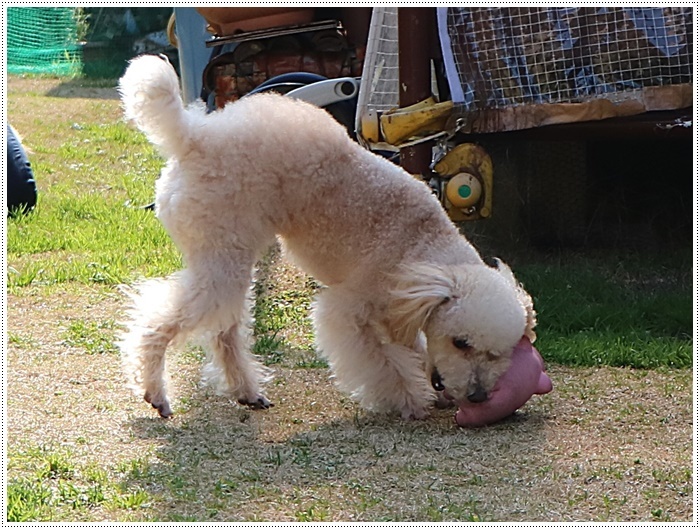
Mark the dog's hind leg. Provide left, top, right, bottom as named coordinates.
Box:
left=201, top=296, right=271, bottom=409
left=120, top=274, right=195, bottom=418
left=313, top=289, right=435, bottom=420
left=121, top=257, right=267, bottom=417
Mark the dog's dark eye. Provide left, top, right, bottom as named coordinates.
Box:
left=452, top=338, right=471, bottom=350
left=431, top=368, right=445, bottom=391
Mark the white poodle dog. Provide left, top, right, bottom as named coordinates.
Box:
left=118, top=55, right=536, bottom=420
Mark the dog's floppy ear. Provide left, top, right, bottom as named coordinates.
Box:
left=387, top=263, right=454, bottom=346
left=489, top=257, right=537, bottom=342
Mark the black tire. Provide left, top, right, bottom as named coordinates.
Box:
left=247, top=72, right=357, bottom=139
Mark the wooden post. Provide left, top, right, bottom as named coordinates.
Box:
left=398, top=7, right=434, bottom=175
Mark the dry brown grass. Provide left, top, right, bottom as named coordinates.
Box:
left=7, top=263, right=693, bottom=522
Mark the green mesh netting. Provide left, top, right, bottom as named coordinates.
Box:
left=7, top=7, right=83, bottom=76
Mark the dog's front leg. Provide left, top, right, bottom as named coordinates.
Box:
left=314, top=290, right=434, bottom=419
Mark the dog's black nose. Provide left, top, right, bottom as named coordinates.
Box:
left=467, top=387, right=488, bottom=403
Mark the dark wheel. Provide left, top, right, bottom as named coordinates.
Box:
left=247, top=72, right=357, bottom=139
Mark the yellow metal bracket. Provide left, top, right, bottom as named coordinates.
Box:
left=360, top=97, right=454, bottom=147
left=359, top=98, right=492, bottom=222
left=433, top=143, right=493, bottom=221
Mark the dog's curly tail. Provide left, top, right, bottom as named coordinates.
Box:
left=119, top=54, right=189, bottom=156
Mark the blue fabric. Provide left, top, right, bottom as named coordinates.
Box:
left=174, top=7, right=213, bottom=104
left=7, top=124, right=37, bottom=215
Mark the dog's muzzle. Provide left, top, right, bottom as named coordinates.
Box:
left=433, top=368, right=490, bottom=404
left=467, top=386, right=488, bottom=403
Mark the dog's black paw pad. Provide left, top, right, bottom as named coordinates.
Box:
left=144, top=392, right=173, bottom=418
left=238, top=396, right=274, bottom=410
left=152, top=403, right=173, bottom=419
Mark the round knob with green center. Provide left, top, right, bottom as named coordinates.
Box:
left=446, top=172, right=482, bottom=208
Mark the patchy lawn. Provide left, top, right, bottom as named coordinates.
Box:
left=6, top=75, right=693, bottom=522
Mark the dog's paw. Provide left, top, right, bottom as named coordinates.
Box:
left=144, top=391, right=173, bottom=419
left=238, top=395, right=274, bottom=410
left=400, top=406, right=430, bottom=421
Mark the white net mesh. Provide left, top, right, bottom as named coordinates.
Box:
left=356, top=7, right=442, bottom=147
left=441, top=6, right=693, bottom=108
left=358, top=7, right=693, bottom=137
left=356, top=6, right=399, bottom=118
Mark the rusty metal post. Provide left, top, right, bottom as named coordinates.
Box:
left=398, top=7, right=434, bottom=175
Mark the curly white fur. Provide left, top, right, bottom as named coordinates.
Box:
left=118, top=55, right=536, bottom=420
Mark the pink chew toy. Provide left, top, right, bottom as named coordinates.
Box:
left=454, top=336, right=552, bottom=427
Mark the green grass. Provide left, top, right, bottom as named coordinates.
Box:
left=252, top=256, right=327, bottom=369
left=517, top=251, right=692, bottom=368
left=62, top=318, right=119, bottom=355
left=7, top=119, right=180, bottom=290
left=7, top=445, right=151, bottom=522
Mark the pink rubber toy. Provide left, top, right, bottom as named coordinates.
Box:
left=454, top=337, right=552, bottom=427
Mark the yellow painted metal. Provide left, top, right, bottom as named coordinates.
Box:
left=167, top=13, right=178, bottom=48
left=381, top=98, right=453, bottom=145
left=357, top=97, right=492, bottom=222
left=433, top=143, right=493, bottom=221
left=359, top=97, right=454, bottom=146
left=359, top=109, right=381, bottom=144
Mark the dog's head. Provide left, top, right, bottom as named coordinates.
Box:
left=388, top=259, right=536, bottom=406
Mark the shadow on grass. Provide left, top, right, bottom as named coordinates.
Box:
left=515, top=247, right=693, bottom=369
left=121, top=382, right=552, bottom=522
left=45, top=79, right=120, bottom=100
left=115, top=248, right=692, bottom=521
